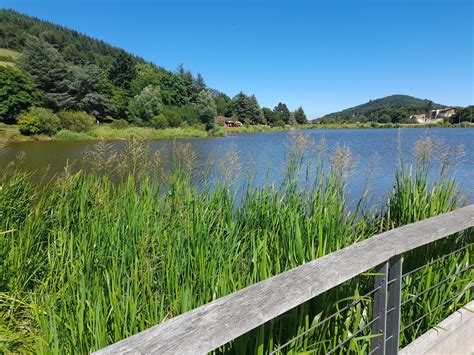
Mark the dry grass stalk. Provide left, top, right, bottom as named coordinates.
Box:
left=218, top=144, right=241, bottom=183
left=173, top=142, right=198, bottom=178
left=85, top=140, right=118, bottom=175
left=413, top=135, right=465, bottom=177
left=330, top=144, right=355, bottom=181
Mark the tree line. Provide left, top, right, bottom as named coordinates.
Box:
left=0, top=9, right=308, bottom=135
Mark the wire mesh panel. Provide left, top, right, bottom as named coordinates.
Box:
left=399, top=238, right=473, bottom=347
left=213, top=272, right=384, bottom=354
left=215, top=232, right=472, bottom=355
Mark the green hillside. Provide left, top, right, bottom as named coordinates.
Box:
left=0, top=9, right=307, bottom=134
left=321, top=95, right=446, bottom=124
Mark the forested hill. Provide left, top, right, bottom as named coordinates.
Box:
left=321, top=95, right=445, bottom=123
left=0, top=9, right=308, bottom=132
left=0, top=9, right=145, bottom=68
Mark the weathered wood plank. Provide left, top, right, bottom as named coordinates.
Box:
left=372, top=205, right=474, bottom=254
left=94, top=205, right=474, bottom=354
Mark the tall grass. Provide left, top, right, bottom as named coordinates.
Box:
left=0, top=135, right=471, bottom=353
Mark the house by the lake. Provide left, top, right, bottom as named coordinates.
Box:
left=411, top=107, right=457, bottom=123
left=431, top=107, right=456, bottom=119
left=412, top=114, right=428, bottom=123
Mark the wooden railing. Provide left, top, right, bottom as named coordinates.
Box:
left=94, top=205, right=474, bottom=354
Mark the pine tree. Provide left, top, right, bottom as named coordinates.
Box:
left=273, top=102, right=290, bottom=123
left=231, top=92, right=251, bottom=123
left=248, top=95, right=264, bottom=124
left=19, top=38, right=71, bottom=109
left=294, top=106, right=308, bottom=124
left=64, top=65, right=115, bottom=117
left=108, top=51, right=136, bottom=90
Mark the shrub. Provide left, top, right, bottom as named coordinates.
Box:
left=151, top=114, right=169, bottom=129
left=110, top=119, right=130, bottom=129
left=163, top=106, right=183, bottom=128
left=58, top=111, right=95, bottom=132
left=18, top=107, right=60, bottom=136
left=209, top=126, right=225, bottom=137
left=377, top=113, right=392, bottom=123
left=275, top=119, right=286, bottom=128
left=179, top=104, right=200, bottom=125
left=18, top=112, right=40, bottom=135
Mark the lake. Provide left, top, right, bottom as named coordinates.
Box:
left=1, top=128, right=473, bottom=207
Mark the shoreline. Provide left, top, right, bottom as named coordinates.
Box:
left=1, top=122, right=472, bottom=143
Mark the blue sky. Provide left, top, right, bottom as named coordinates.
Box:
left=2, top=0, right=473, bottom=117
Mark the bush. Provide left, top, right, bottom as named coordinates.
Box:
left=209, top=126, right=225, bottom=137
left=110, top=119, right=130, bottom=129
left=179, top=104, right=200, bottom=125
left=275, top=119, right=286, bottom=128
left=18, top=107, right=60, bottom=136
left=57, top=111, right=95, bottom=132
left=151, top=114, right=169, bottom=129
left=163, top=106, right=183, bottom=128
left=377, top=113, right=392, bottom=123
left=18, top=112, right=40, bottom=135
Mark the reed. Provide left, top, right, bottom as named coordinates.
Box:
left=0, top=136, right=471, bottom=354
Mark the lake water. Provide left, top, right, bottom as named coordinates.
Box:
left=1, top=128, right=473, bottom=207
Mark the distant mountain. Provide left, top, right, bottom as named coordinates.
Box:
left=323, top=95, right=446, bottom=119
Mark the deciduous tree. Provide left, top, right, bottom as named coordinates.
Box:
left=128, top=85, right=163, bottom=125
left=196, top=90, right=217, bottom=130
left=0, top=66, right=41, bottom=123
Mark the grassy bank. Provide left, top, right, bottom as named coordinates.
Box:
left=309, top=121, right=474, bottom=129
left=0, top=137, right=472, bottom=353
left=2, top=121, right=473, bottom=143
left=0, top=124, right=209, bottom=142
left=223, top=124, right=289, bottom=134
left=56, top=125, right=209, bottom=140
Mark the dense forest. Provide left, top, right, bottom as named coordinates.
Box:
left=320, top=95, right=446, bottom=124
left=0, top=9, right=308, bottom=136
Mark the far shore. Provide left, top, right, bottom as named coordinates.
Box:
left=1, top=122, right=472, bottom=143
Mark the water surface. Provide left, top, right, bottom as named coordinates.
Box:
left=1, top=128, right=473, bottom=206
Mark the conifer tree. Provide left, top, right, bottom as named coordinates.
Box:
left=294, top=106, right=308, bottom=124
left=19, top=38, right=71, bottom=109
left=273, top=102, right=291, bottom=124
left=108, top=51, right=136, bottom=90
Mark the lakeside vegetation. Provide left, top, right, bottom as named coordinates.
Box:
left=0, top=135, right=471, bottom=353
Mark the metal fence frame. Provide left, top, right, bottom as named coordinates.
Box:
left=94, top=205, right=474, bottom=354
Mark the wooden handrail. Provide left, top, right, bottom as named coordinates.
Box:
left=94, top=205, right=474, bottom=354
